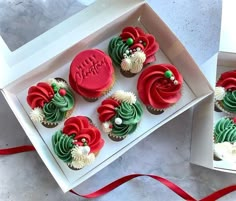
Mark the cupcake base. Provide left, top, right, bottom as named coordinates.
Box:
left=55, top=77, right=67, bottom=83
left=83, top=96, right=99, bottom=102
left=146, top=106, right=164, bottom=115
left=213, top=153, right=222, bottom=161
left=214, top=104, right=222, bottom=112
left=215, top=100, right=235, bottom=115
left=67, top=164, right=81, bottom=170
left=41, top=121, right=58, bottom=128
left=120, top=69, right=136, bottom=78
left=108, top=133, right=127, bottom=142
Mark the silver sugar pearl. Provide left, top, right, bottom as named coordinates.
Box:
left=174, top=80, right=178, bottom=85
left=115, top=117, right=122, bottom=125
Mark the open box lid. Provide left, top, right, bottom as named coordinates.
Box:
left=0, top=0, right=144, bottom=89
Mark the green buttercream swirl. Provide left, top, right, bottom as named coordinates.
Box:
left=222, top=91, right=236, bottom=113
left=111, top=123, right=137, bottom=136
left=108, top=37, right=129, bottom=66
left=111, top=101, right=143, bottom=137
left=52, top=130, right=74, bottom=163
left=43, top=102, right=66, bottom=122
left=43, top=88, right=74, bottom=123
left=116, top=101, right=143, bottom=124
left=214, top=117, right=236, bottom=143
left=52, top=89, right=74, bottom=112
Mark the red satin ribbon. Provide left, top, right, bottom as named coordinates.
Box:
left=0, top=145, right=236, bottom=201
left=70, top=174, right=196, bottom=200
left=0, top=145, right=35, bottom=155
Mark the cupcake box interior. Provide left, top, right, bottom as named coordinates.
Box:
left=191, top=0, right=236, bottom=173
left=0, top=0, right=213, bottom=192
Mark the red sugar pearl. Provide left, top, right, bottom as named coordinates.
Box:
left=59, top=88, right=66, bottom=96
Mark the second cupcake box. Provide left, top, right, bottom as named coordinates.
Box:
left=191, top=0, right=236, bottom=173
left=0, top=0, right=213, bottom=192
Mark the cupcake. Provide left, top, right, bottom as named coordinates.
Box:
left=137, top=64, right=183, bottom=115
left=108, top=26, right=159, bottom=77
left=69, top=49, right=115, bottom=102
left=27, top=78, right=75, bottom=128
left=215, top=70, right=236, bottom=115
left=52, top=116, right=104, bottom=170
left=97, top=90, right=143, bottom=141
left=214, top=117, right=236, bottom=162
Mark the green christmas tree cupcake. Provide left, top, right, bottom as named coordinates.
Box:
left=108, top=26, right=159, bottom=77
left=214, top=117, right=236, bottom=162
left=215, top=70, right=236, bottom=115
left=27, top=78, right=75, bottom=128
left=97, top=90, right=143, bottom=141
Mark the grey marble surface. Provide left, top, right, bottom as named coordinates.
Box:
left=0, top=0, right=87, bottom=51
left=1, top=0, right=236, bottom=201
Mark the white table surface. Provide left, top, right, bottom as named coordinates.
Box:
left=1, top=0, right=236, bottom=200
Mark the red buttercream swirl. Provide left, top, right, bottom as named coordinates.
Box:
left=62, top=116, right=104, bottom=153
left=120, top=26, right=159, bottom=64
left=27, top=82, right=54, bottom=109
left=137, top=64, right=183, bottom=109
left=216, top=70, right=236, bottom=91
left=97, top=98, right=120, bottom=122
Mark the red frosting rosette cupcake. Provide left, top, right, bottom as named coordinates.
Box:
left=137, top=64, right=183, bottom=114
left=108, top=26, right=159, bottom=77
left=27, top=78, right=75, bottom=127
left=52, top=116, right=104, bottom=170
left=215, top=70, right=236, bottom=115
left=69, top=49, right=115, bottom=102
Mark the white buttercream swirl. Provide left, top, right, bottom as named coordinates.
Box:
left=130, top=51, right=146, bottom=73
left=112, top=90, right=136, bottom=105
left=47, top=78, right=57, bottom=85
left=121, top=50, right=146, bottom=74
left=121, top=58, right=132, bottom=71
left=30, top=107, right=45, bottom=122
left=70, top=145, right=95, bottom=169
left=215, top=86, right=226, bottom=101
left=102, top=122, right=112, bottom=133
left=57, top=81, right=68, bottom=89
left=47, top=78, right=68, bottom=89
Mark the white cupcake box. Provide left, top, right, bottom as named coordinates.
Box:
left=0, top=0, right=213, bottom=192
left=191, top=0, right=236, bottom=173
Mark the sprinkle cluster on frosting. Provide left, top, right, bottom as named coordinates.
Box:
left=108, top=27, right=159, bottom=74
left=27, top=78, right=74, bottom=124
left=97, top=90, right=143, bottom=139
left=215, top=70, right=236, bottom=114
left=52, top=116, right=104, bottom=169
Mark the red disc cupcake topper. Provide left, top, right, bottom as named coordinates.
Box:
left=70, top=50, right=113, bottom=90
left=69, top=49, right=114, bottom=98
